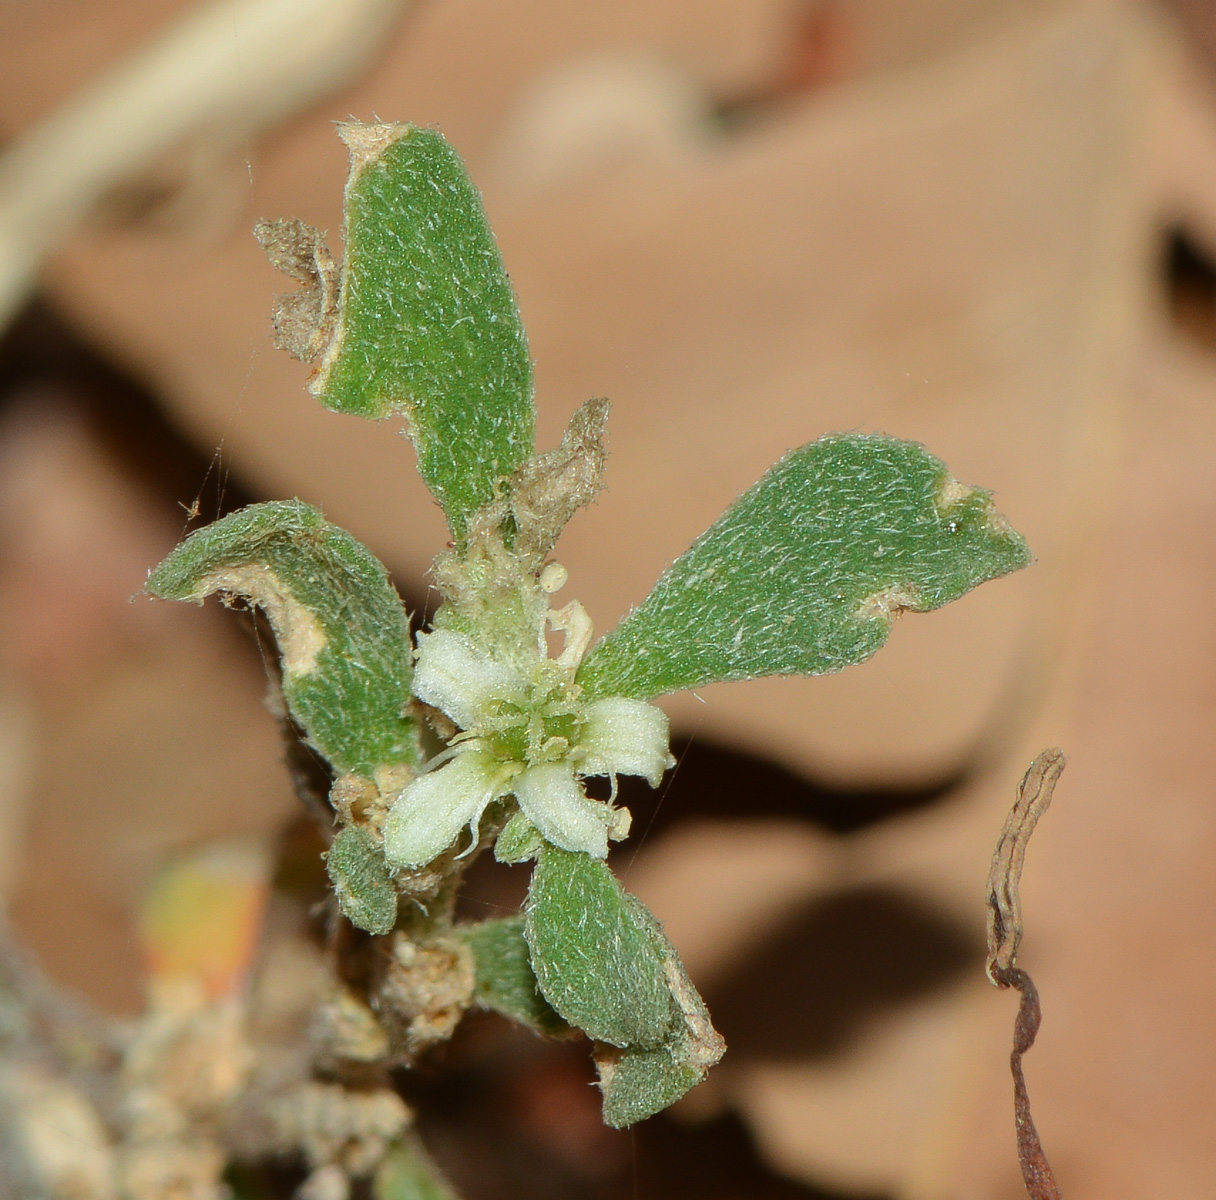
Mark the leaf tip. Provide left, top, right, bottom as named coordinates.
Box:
left=936, top=469, right=1032, bottom=567
left=337, top=119, right=413, bottom=174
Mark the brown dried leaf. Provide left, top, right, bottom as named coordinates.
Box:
left=509, top=396, right=609, bottom=564
left=253, top=218, right=340, bottom=363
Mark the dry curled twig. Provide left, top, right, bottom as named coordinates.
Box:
left=985, top=747, right=1066, bottom=1200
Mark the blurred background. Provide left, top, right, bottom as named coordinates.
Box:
left=4, top=0, right=1216, bottom=1196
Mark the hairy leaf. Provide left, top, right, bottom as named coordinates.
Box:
left=493, top=812, right=544, bottom=864
left=314, top=122, right=535, bottom=539
left=596, top=1044, right=705, bottom=1129
left=524, top=847, right=676, bottom=1048
left=326, top=826, right=397, bottom=936
left=455, top=916, right=567, bottom=1035
left=578, top=434, right=1031, bottom=700
left=147, top=500, right=419, bottom=775
left=525, top=848, right=723, bottom=1123
left=595, top=896, right=724, bottom=1126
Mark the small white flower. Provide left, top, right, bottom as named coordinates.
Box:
left=384, top=626, right=673, bottom=868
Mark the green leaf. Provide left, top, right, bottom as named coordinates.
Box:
left=594, top=893, right=724, bottom=1127
left=455, top=916, right=567, bottom=1035
left=524, top=847, right=676, bottom=1048
left=596, top=1044, right=705, bottom=1130
left=326, top=826, right=397, bottom=935
left=524, top=849, right=724, bottom=1125
left=147, top=500, right=420, bottom=775
left=315, top=122, right=535, bottom=539
left=374, top=1138, right=460, bottom=1200
left=578, top=434, right=1031, bottom=700
left=493, top=812, right=544, bottom=864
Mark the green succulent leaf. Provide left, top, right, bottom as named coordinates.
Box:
left=374, top=1138, right=460, bottom=1200
left=146, top=500, right=419, bottom=775
left=315, top=122, right=535, bottom=539
left=596, top=1044, right=706, bottom=1130
left=326, top=826, right=397, bottom=936
left=524, top=847, right=677, bottom=1049
left=455, top=916, right=567, bottom=1035
left=578, top=434, right=1031, bottom=700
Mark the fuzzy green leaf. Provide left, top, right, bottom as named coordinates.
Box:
left=315, top=122, right=534, bottom=538
left=524, top=847, right=676, bottom=1049
left=493, top=812, right=544, bottom=864
left=597, top=1044, right=705, bottom=1129
left=374, top=1138, right=460, bottom=1200
left=578, top=434, right=1031, bottom=700
left=146, top=500, right=419, bottom=775
left=326, top=826, right=397, bottom=935
left=455, top=916, right=567, bottom=1035
left=525, top=848, right=723, bottom=1125
left=595, top=894, right=724, bottom=1126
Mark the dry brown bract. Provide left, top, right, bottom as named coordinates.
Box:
left=253, top=218, right=341, bottom=365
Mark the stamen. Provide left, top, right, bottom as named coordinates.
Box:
left=548, top=599, right=594, bottom=670
left=416, top=737, right=481, bottom=776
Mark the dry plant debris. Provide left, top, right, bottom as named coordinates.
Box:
left=985, top=747, right=1066, bottom=1200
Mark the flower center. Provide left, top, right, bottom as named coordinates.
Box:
left=479, top=687, right=585, bottom=766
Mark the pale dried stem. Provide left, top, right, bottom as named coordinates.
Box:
left=0, top=0, right=407, bottom=327
left=985, top=747, right=1066, bottom=1200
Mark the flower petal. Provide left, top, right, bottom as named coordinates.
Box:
left=384, top=750, right=509, bottom=868
left=578, top=698, right=674, bottom=788
left=514, top=763, right=611, bottom=859
left=412, top=629, right=520, bottom=729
